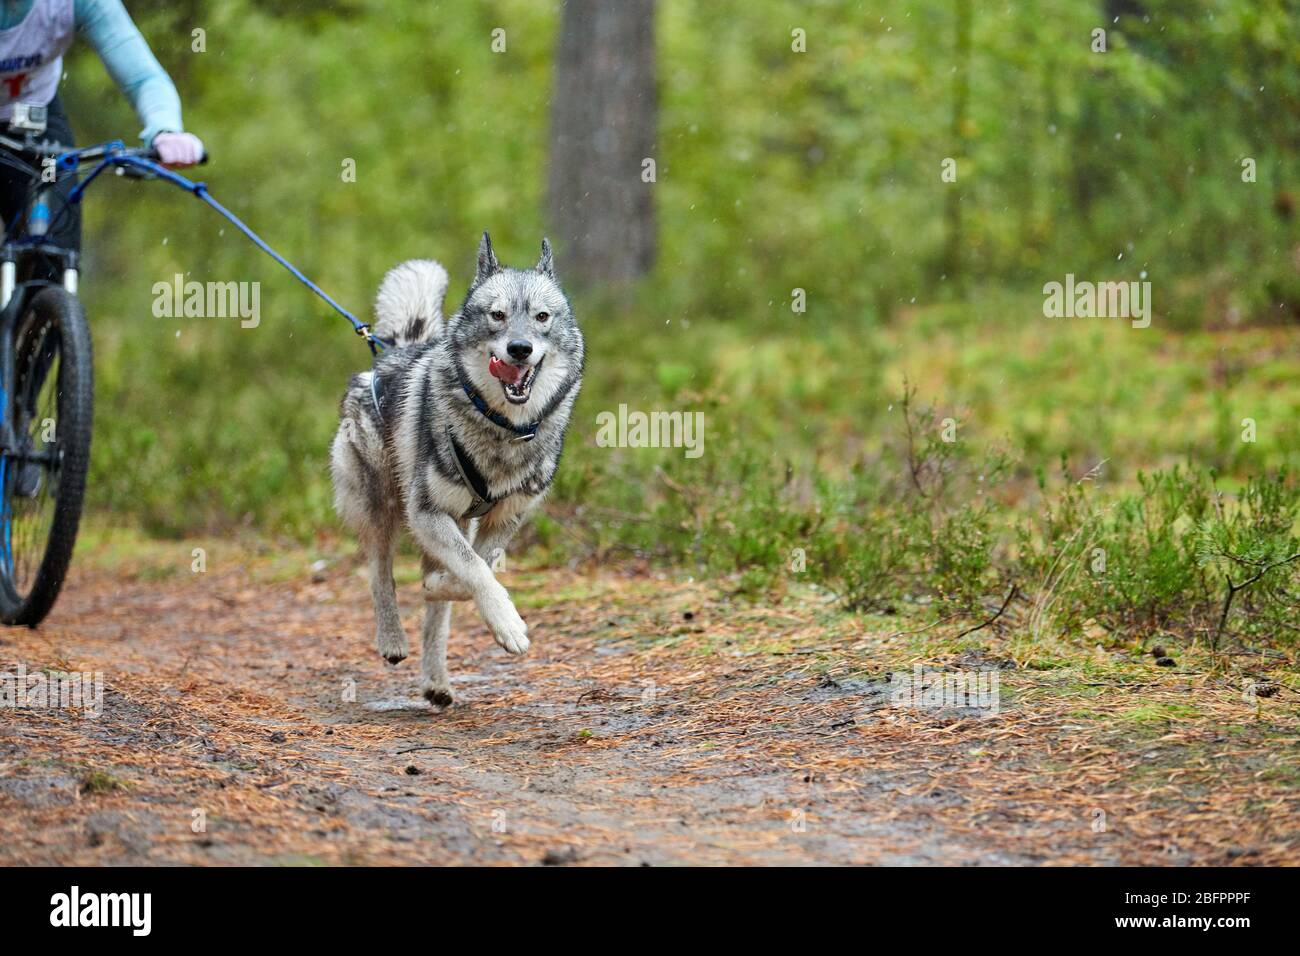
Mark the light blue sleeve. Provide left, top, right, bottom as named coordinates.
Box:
left=74, top=0, right=184, bottom=144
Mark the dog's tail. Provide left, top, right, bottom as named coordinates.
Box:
left=372, top=259, right=449, bottom=347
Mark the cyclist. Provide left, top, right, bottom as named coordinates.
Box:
left=0, top=0, right=204, bottom=258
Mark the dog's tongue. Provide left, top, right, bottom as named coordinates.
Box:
left=489, top=355, right=522, bottom=384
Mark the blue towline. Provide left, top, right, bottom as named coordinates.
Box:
left=64, top=143, right=389, bottom=355
left=0, top=143, right=385, bottom=590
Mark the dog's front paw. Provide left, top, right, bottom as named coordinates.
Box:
left=376, top=627, right=408, bottom=665
left=476, top=586, right=530, bottom=655
left=421, top=678, right=454, bottom=709
left=422, top=571, right=472, bottom=602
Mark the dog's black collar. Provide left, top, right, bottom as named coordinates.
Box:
left=455, top=362, right=542, bottom=442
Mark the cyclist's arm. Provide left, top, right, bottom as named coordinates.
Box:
left=75, top=0, right=184, bottom=145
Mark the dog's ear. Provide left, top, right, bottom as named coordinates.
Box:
left=536, top=237, right=555, bottom=278
left=475, top=231, right=500, bottom=284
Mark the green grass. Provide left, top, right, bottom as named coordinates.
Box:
left=79, top=770, right=127, bottom=795
left=78, top=286, right=1300, bottom=649
left=86, top=286, right=1300, bottom=536
left=1114, top=703, right=1205, bottom=724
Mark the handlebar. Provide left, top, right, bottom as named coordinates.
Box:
left=0, top=132, right=211, bottom=249
left=0, top=132, right=208, bottom=168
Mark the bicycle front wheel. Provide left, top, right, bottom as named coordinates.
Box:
left=0, top=286, right=93, bottom=626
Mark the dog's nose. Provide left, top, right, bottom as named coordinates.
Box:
left=506, top=339, right=533, bottom=361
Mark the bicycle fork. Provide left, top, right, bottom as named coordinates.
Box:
left=0, top=243, right=79, bottom=312
left=0, top=252, right=13, bottom=577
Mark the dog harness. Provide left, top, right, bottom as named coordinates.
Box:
left=445, top=427, right=499, bottom=519
left=369, top=367, right=539, bottom=521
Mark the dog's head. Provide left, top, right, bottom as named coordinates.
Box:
left=451, top=232, right=582, bottom=409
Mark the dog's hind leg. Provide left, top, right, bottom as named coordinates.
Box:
left=420, top=601, right=454, bottom=707
left=332, top=414, right=406, bottom=664
left=367, top=531, right=408, bottom=665
left=420, top=554, right=454, bottom=706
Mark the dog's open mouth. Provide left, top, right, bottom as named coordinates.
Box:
left=489, top=353, right=542, bottom=404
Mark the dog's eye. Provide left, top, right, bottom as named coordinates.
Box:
left=536, top=312, right=550, bottom=323
left=490, top=310, right=506, bottom=321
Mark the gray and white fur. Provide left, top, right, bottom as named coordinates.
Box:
left=330, top=233, right=584, bottom=707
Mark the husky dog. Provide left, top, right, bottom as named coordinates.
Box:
left=331, top=232, right=584, bottom=706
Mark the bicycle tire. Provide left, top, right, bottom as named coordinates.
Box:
left=0, top=286, right=93, bottom=626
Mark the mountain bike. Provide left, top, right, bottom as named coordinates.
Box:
left=0, top=104, right=200, bottom=626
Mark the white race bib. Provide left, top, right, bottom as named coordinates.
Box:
left=0, top=0, right=75, bottom=121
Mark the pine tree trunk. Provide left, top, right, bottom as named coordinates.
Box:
left=941, top=0, right=972, bottom=292
left=547, top=0, right=657, bottom=286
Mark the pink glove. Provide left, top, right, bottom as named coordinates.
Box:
left=153, top=132, right=205, bottom=168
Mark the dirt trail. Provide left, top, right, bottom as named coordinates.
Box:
left=1, top=549, right=1296, bottom=866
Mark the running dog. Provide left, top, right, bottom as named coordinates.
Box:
left=331, top=232, right=584, bottom=706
